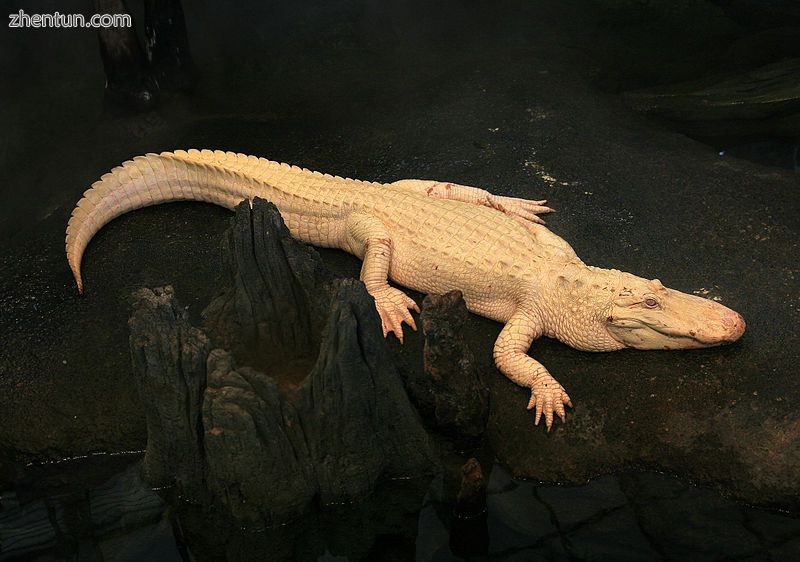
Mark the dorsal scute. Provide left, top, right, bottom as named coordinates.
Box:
left=71, top=205, right=89, bottom=220
left=125, top=162, right=143, bottom=179
left=82, top=187, right=102, bottom=203
left=131, top=155, right=152, bottom=175
left=108, top=166, right=131, bottom=186
left=66, top=213, right=82, bottom=229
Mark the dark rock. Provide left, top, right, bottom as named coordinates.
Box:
left=625, top=58, right=800, bottom=138
left=405, top=291, right=489, bottom=444
left=296, top=279, right=436, bottom=503
left=128, top=201, right=435, bottom=524
left=202, top=198, right=334, bottom=372
left=201, top=348, right=315, bottom=524
left=201, top=280, right=435, bottom=524
left=128, top=286, right=208, bottom=498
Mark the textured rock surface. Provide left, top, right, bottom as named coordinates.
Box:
left=201, top=279, right=436, bottom=524
left=128, top=286, right=209, bottom=498
left=202, top=198, right=333, bottom=371
left=127, top=201, right=434, bottom=523
left=294, top=280, right=436, bottom=502
left=405, top=291, right=488, bottom=444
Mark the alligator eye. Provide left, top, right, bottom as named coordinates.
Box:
left=644, top=297, right=658, bottom=308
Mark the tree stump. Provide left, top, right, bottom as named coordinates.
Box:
left=405, top=290, right=489, bottom=445
left=128, top=199, right=436, bottom=525
left=128, top=286, right=208, bottom=499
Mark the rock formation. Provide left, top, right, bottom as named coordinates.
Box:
left=405, top=290, right=489, bottom=446
left=128, top=199, right=435, bottom=525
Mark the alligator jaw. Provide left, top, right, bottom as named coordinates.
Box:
left=603, top=279, right=746, bottom=351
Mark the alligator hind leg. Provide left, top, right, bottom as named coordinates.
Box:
left=343, top=213, right=420, bottom=342
left=389, top=179, right=554, bottom=224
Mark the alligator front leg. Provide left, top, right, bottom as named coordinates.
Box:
left=344, top=214, right=419, bottom=342
left=390, top=179, right=553, bottom=224
left=493, top=309, right=573, bottom=430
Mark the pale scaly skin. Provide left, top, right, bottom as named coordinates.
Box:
left=65, top=150, right=747, bottom=430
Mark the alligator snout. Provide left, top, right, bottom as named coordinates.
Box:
left=720, top=310, right=746, bottom=343
left=696, top=306, right=746, bottom=346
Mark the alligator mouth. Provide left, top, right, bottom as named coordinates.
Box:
left=607, top=318, right=747, bottom=349
left=605, top=319, right=710, bottom=349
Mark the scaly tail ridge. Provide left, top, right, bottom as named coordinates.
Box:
left=65, top=149, right=361, bottom=294
left=67, top=151, right=236, bottom=293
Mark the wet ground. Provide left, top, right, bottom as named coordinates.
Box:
left=1, top=0, right=799, bottom=557
left=3, top=457, right=800, bottom=561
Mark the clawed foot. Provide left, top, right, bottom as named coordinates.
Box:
left=487, top=194, right=554, bottom=224
left=372, top=286, right=420, bottom=343
left=527, top=380, right=573, bottom=431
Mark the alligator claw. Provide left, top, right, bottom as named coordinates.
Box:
left=373, top=286, right=419, bottom=344
left=488, top=194, right=555, bottom=225
left=527, top=382, right=572, bottom=431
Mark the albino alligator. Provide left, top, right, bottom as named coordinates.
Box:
left=65, top=150, right=746, bottom=430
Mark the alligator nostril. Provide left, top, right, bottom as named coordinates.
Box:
left=722, top=311, right=746, bottom=341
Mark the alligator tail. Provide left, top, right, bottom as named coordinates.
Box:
left=65, top=149, right=267, bottom=294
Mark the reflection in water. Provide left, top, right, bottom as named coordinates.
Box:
left=3, top=458, right=799, bottom=561
left=0, top=460, right=179, bottom=560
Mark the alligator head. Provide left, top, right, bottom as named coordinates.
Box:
left=604, top=274, right=745, bottom=350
